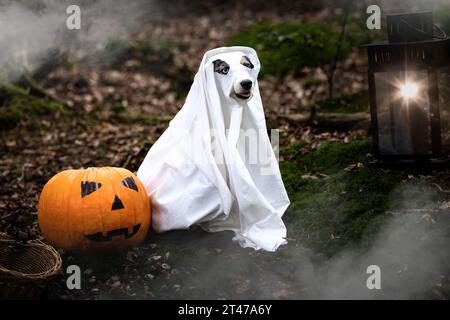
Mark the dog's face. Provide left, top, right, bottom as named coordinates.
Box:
left=209, top=51, right=259, bottom=102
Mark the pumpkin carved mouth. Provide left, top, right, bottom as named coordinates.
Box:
left=85, top=223, right=141, bottom=242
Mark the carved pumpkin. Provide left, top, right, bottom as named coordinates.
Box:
left=38, top=167, right=150, bottom=252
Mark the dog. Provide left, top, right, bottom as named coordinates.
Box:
left=212, top=55, right=255, bottom=101
left=138, top=47, right=289, bottom=251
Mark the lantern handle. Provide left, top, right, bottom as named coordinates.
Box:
left=400, top=18, right=447, bottom=40
left=433, top=24, right=448, bottom=39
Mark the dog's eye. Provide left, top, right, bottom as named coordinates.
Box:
left=213, top=59, right=230, bottom=75
left=240, top=56, right=254, bottom=69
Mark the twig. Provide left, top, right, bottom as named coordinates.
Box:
left=327, top=0, right=352, bottom=99
left=17, top=163, right=28, bottom=183
left=432, top=183, right=450, bottom=194
left=122, top=154, right=134, bottom=169
left=284, top=125, right=301, bottom=142
left=386, top=209, right=442, bottom=216
left=288, top=147, right=306, bottom=161
left=121, top=143, right=148, bottom=169
left=0, top=212, right=14, bottom=219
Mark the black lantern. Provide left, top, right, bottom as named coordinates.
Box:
left=366, top=12, right=450, bottom=164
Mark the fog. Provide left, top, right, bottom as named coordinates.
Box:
left=0, top=0, right=160, bottom=80
left=163, top=185, right=449, bottom=300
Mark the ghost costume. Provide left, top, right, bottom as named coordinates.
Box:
left=137, top=47, right=290, bottom=251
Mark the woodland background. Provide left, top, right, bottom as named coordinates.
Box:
left=0, top=0, right=449, bottom=299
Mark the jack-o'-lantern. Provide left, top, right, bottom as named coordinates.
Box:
left=38, top=167, right=151, bottom=252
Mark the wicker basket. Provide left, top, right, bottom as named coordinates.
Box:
left=0, top=233, right=62, bottom=299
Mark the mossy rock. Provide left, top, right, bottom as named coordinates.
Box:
left=98, top=39, right=194, bottom=97
left=280, top=138, right=448, bottom=255
left=101, top=39, right=176, bottom=75
left=227, top=21, right=351, bottom=77
left=0, top=84, right=67, bottom=130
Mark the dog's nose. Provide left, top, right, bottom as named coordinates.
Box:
left=240, top=80, right=252, bottom=90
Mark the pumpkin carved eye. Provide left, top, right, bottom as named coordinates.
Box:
left=122, top=177, right=138, bottom=191
left=81, top=181, right=102, bottom=197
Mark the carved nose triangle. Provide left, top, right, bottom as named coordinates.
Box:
left=112, top=195, right=124, bottom=210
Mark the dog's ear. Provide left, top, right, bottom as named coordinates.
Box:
left=213, top=59, right=230, bottom=75
left=240, top=56, right=254, bottom=69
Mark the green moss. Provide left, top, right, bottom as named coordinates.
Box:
left=280, top=140, right=307, bottom=159
left=102, top=39, right=176, bottom=74
left=101, top=39, right=193, bottom=97
left=303, top=77, right=324, bottom=90
left=328, top=12, right=385, bottom=48
left=111, top=103, right=127, bottom=113
left=297, top=139, right=371, bottom=173
left=314, top=91, right=368, bottom=114
left=280, top=138, right=445, bottom=255
left=31, top=51, right=78, bottom=81
left=227, top=22, right=351, bottom=77
left=0, top=84, right=67, bottom=129
left=115, top=111, right=159, bottom=125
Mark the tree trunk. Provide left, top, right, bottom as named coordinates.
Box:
left=328, top=0, right=351, bottom=99
left=327, top=74, right=334, bottom=100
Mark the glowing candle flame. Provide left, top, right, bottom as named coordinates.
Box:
left=399, top=82, right=418, bottom=99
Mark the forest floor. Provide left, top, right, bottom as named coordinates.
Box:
left=0, top=1, right=449, bottom=299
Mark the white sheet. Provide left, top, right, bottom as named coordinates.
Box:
left=137, top=47, right=290, bottom=251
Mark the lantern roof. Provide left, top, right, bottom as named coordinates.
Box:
left=363, top=38, right=450, bottom=48
left=363, top=11, right=448, bottom=48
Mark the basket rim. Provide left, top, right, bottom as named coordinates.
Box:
left=0, top=233, right=62, bottom=280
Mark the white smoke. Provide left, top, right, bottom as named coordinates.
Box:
left=162, top=185, right=449, bottom=300
left=0, top=0, right=161, bottom=80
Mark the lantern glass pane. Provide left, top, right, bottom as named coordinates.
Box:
left=439, top=66, right=450, bottom=155
left=374, top=70, right=431, bottom=155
